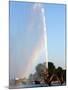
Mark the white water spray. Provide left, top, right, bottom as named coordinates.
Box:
left=34, top=3, right=48, bottom=68
left=41, top=7, right=48, bottom=68
left=23, top=4, right=48, bottom=77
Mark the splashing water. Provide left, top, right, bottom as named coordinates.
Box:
left=15, top=3, right=48, bottom=79
left=41, top=5, right=48, bottom=68
left=23, top=3, right=48, bottom=78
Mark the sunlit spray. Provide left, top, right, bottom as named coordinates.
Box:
left=33, top=3, right=48, bottom=68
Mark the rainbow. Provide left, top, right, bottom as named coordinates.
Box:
left=24, top=35, right=45, bottom=78
left=20, top=4, right=48, bottom=78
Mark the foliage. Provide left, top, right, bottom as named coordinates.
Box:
left=36, top=63, right=46, bottom=76
left=63, top=69, right=66, bottom=81
left=55, top=67, right=63, bottom=77
left=48, top=62, right=55, bottom=76
left=28, top=61, right=66, bottom=85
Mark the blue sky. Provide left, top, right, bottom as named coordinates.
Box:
left=9, top=1, right=66, bottom=79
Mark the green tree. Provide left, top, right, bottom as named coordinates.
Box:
left=56, top=67, right=63, bottom=77
left=29, top=62, right=66, bottom=86
left=48, top=62, right=55, bottom=76
left=63, top=69, right=66, bottom=82
left=55, top=67, right=64, bottom=84
left=36, top=63, right=46, bottom=76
